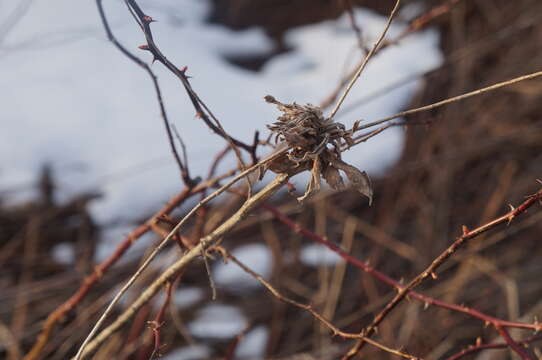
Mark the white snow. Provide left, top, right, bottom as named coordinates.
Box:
left=235, top=325, right=268, bottom=359
left=174, top=286, right=204, bottom=309
left=160, top=344, right=211, bottom=360
left=1, top=0, right=442, bottom=230
left=213, top=243, right=272, bottom=291
left=0, top=0, right=444, bottom=348
left=51, top=242, right=75, bottom=265
left=188, top=303, right=247, bottom=338
left=300, top=243, right=344, bottom=266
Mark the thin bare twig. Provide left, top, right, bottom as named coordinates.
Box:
left=495, top=325, right=534, bottom=360
left=95, top=0, right=196, bottom=187
left=72, top=147, right=288, bottom=360
left=343, top=187, right=542, bottom=359
left=356, top=70, right=542, bottom=132
left=446, top=334, right=542, bottom=360
left=75, top=173, right=292, bottom=359
left=253, top=192, right=542, bottom=358
left=328, top=0, right=402, bottom=120
left=342, top=0, right=367, bottom=52
left=23, top=176, right=228, bottom=360
left=124, top=0, right=256, bottom=160
left=221, top=248, right=423, bottom=360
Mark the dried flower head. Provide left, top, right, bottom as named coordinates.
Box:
left=263, top=95, right=372, bottom=203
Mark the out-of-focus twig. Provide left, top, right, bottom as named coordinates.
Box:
left=343, top=188, right=542, bottom=358
left=221, top=248, right=423, bottom=360
left=253, top=190, right=542, bottom=359
left=23, top=173, right=231, bottom=360
left=446, top=334, right=542, bottom=360
left=75, top=172, right=293, bottom=359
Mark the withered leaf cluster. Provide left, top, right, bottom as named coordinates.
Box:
left=263, top=95, right=372, bottom=203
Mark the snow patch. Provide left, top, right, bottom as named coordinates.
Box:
left=188, top=304, right=247, bottom=338
left=301, top=244, right=343, bottom=266
left=214, top=244, right=272, bottom=291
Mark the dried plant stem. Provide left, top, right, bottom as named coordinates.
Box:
left=357, top=70, right=542, bottom=132
left=222, top=248, right=422, bottom=360
left=495, top=325, right=534, bottom=360
left=343, top=188, right=542, bottom=359
left=264, top=201, right=542, bottom=328
left=446, top=334, right=542, bottom=360
left=96, top=0, right=194, bottom=186
left=23, top=175, right=230, bottom=360
left=74, top=172, right=291, bottom=359
left=342, top=0, right=366, bottom=51
left=73, top=149, right=287, bottom=360
left=328, top=0, right=401, bottom=120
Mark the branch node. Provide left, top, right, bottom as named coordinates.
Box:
left=142, top=15, right=155, bottom=23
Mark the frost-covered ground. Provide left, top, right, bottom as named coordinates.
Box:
left=2, top=0, right=442, bottom=357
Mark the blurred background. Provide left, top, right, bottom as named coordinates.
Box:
left=1, top=0, right=542, bottom=359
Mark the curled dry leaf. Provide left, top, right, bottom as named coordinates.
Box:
left=263, top=95, right=373, bottom=204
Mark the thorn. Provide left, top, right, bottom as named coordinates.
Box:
left=142, top=15, right=156, bottom=23
left=286, top=182, right=296, bottom=194
left=484, top=321, right=490, bottom=328
left=179, top=66, right=188, bottom=75
left=424, top=302, right=430, bottom=310
left=195, top=111, right=203, bottom=118
left=536, top=179, right=542, bottom=185
left=462, top=225, right=469, bottom=236
left=138, top=44, right=150, bottom=50
left=476, top=337, right=482, bottom=346
left=430, top=272, right=438, bottom=279
left=508, top=204, right=516, bottom=212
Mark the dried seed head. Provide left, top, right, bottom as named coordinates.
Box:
left=264, top=95, right=372, bottom=203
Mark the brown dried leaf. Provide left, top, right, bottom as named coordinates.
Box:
left=331, top=159, right=373, bottom=205
left=351, top=119, right=361, bottom=134
left=323, top=165, right=345, bottom=190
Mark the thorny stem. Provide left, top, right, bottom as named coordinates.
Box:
left=74, top=173, right=292, bottom=359
left=96, top=0, right=195, bottom=187
left=343, top=188, right=542, bottom=359
left=265, top=205, right=542, bottom=334
left=124, top=0, right=256, bottom=191
left=495, top=325, right=534, bottom=360
left=446, top=334, right=542, bottom=360
left=73, top=148, right=288, bottom=360
left=124, top=0, right=257, bottom=161
left=23, top=175, right=230, bottom=360
left=220, top=189, right=542, bottom=357
left=222, top=248, right=423, bottom=360
left=328, top=0, right=402, bottom=120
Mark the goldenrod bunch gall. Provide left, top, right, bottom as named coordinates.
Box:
left=264, top=95, right=372, bottom=203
